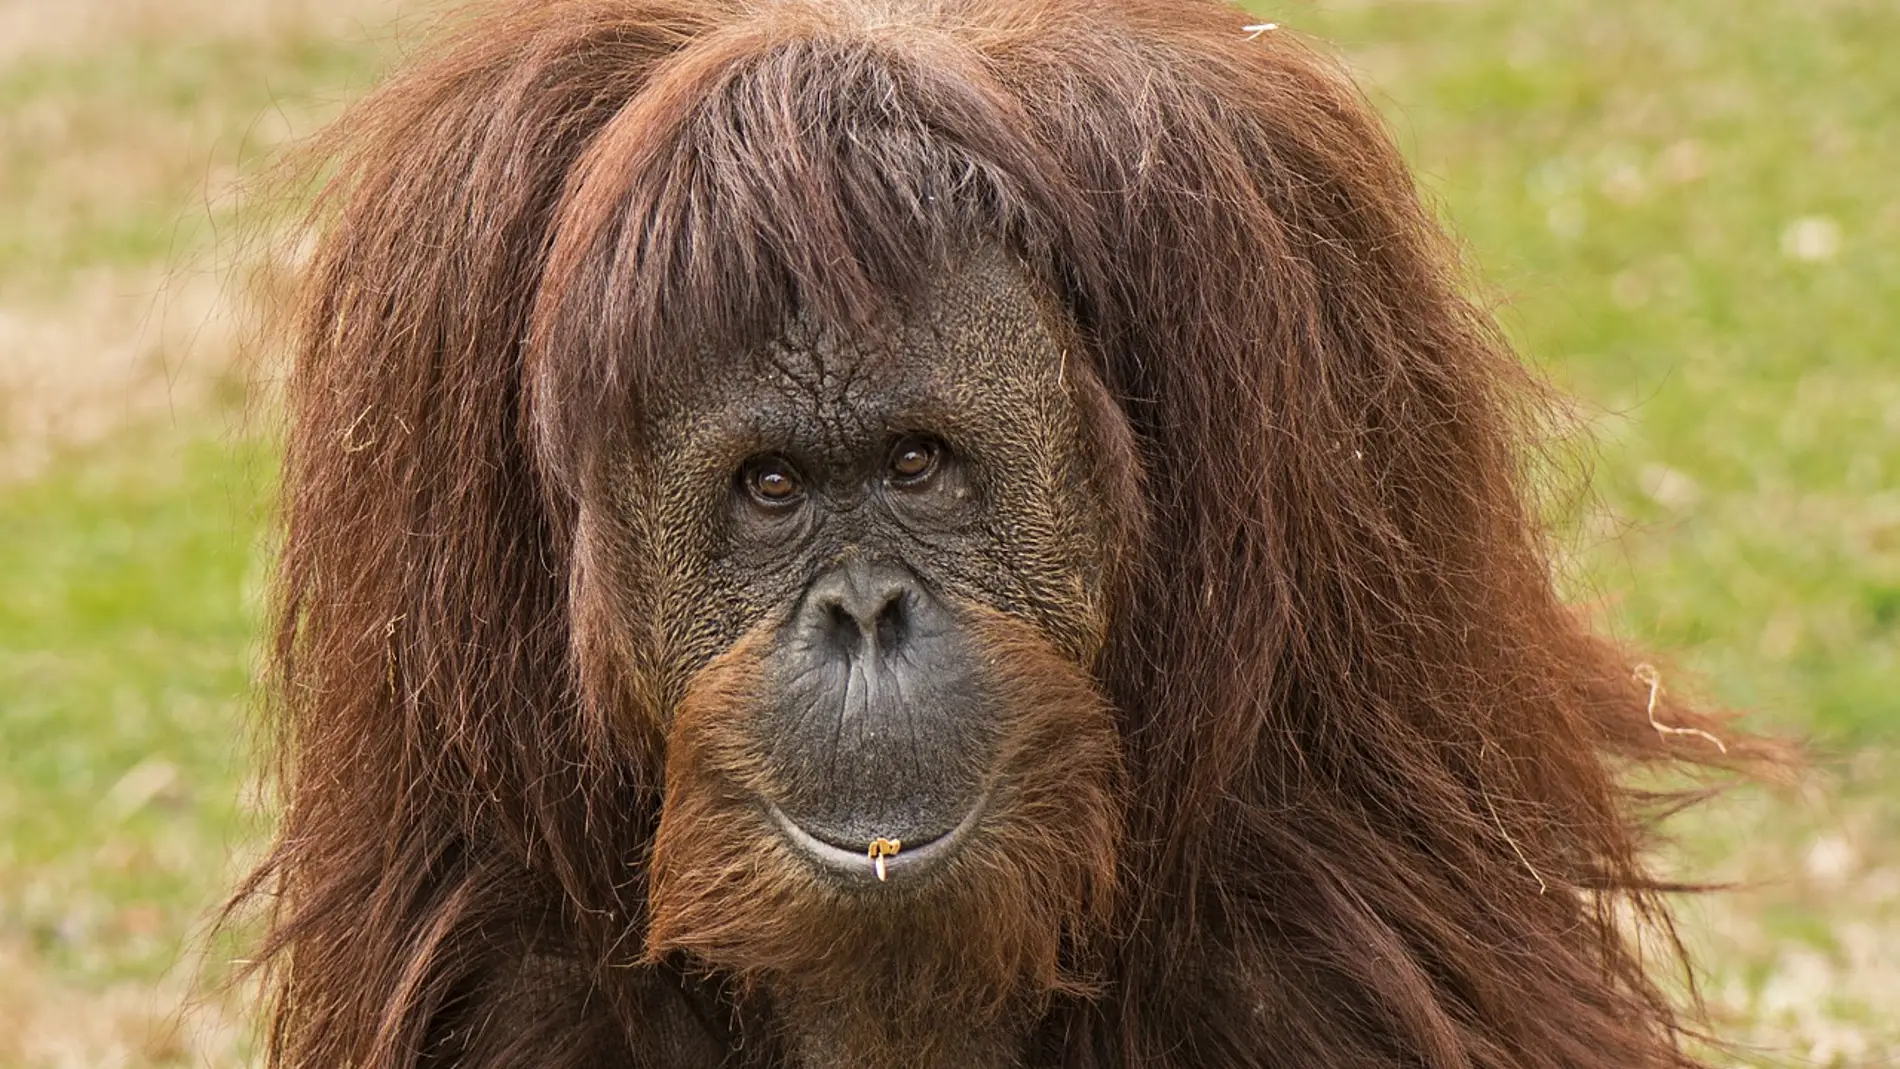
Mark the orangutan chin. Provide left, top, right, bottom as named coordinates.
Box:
left=231, top=2, right=1765, bottom=1067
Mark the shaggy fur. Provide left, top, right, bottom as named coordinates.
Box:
left=232, top=1, right=1770, bottom=1067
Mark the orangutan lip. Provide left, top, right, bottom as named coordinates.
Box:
left=766, top=795, right=988, bottom=884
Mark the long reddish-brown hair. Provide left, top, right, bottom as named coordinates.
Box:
left=232, top=1, right=1771, bottom=1066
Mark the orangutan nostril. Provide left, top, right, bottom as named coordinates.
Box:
left=806, top=562, right=916, bottom=658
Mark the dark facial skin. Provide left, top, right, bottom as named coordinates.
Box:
left=600, top=250, right=1122, bottom=882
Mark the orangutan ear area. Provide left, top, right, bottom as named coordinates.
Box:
left=227, top=2, right=1784, bottom=1068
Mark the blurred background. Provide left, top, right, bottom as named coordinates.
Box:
left=0, top=0, right=1893, bottom=1065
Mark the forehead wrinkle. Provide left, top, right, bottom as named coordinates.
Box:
left=651, top=254, right=1073, bottom=465
left=752, top=335, right=878, bottom=453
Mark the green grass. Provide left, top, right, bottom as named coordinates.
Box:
left=1290, top=0, right=1900, bottom=744
left=0, top=0, right=1894, bottom=1064
left=0, top=428, right=271, bottom=980
left=0, top=425, right=274, bottom=1064
left=0, top=7, right=394, bottom=290
left=0, top=5, right=389, bottom=1061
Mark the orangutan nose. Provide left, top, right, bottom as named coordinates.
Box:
left=801, top=560, right=920, bottom=662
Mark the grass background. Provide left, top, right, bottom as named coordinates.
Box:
left=0, top=0, right=1893, bottom=1065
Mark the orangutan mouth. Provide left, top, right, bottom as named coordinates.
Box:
left=765, top=795, right=990, bottom=885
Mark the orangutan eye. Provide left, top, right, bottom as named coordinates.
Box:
left=888, top=436, right=942, bottom=483
left=741, top=455, right=804, bottom=505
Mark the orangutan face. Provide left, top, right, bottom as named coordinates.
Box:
left=600, top=247, right=1127, bottom=870
left=576, top=251, right=1132, bottom=1063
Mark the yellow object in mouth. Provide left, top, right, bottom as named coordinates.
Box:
left=867, top=837, right=902, bottom=882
